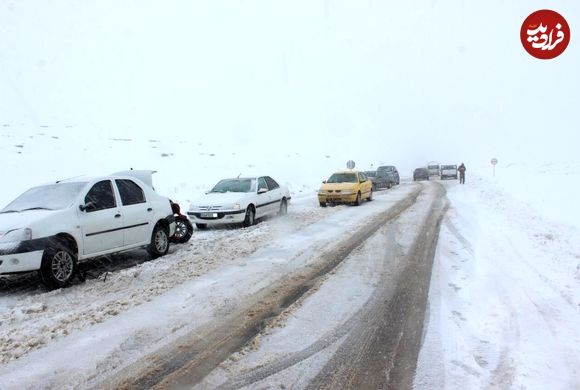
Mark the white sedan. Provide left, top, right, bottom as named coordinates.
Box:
left=187, top=176, right=291, bottom=229
left=0, top=170, right=175, bottom=289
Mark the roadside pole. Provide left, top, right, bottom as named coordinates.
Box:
left=491, top=158, right=498, bottom=177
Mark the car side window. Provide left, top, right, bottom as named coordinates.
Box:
left=265, top=176, right=279, bottom=189
left=84, top=180, right=116, bottom=212
left=115, top=179, right=146, bottom=206
left=359, top=173, right=367, bottom=182
left=258, top=177, right=268, bottom=192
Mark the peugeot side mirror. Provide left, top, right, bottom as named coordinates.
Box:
left=258, top=188, right=268, bottom=194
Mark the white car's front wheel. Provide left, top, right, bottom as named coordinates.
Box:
left=40, top=239, right=77, bottom=290
left=242, top=206, right=255, bottom=227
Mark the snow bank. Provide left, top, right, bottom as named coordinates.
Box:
left=475, top=161, right=580, bottom=229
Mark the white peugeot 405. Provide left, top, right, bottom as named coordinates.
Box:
left=0, top=170, right=176, bottom=289
left=187, top=176, right=291, bottom=229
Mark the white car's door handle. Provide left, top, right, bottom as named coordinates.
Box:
left=114, top=213, right=122, bottom=218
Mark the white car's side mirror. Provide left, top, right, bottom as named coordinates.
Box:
left=258, top=188, right=268, bottom=194
left=79, top=201, right=95, bottom=212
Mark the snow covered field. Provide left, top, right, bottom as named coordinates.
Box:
left=0, top=126, right=408, bottom=210
left=415, top=168, right=580, bottom=389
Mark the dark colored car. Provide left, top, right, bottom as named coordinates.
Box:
left=377, top=165, right=400, bottom=185
left=413, top=168, right=430, bottom=181
left=364, top=170, right=394, bottom=190
left=440, top=165, right=458, bottom=180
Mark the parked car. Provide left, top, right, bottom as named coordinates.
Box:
left=363, top=170, right=394, bottom=190
left=0, top=170, right=176, bottom=289
left=440, top=164, right=458, bottom=180
left=318, top=170, right=373, bottom=207
left=187, top=176, right=291, bottom=229
left=427, top=163, right=440, bottom=177
left=413, top=168, right=430, bottom=181
left=377, top=165, right=400, bottom=185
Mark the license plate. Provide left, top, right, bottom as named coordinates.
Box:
left=201, top=212, right=218, bottom=218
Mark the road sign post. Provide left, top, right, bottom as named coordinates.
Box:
left=491, top=158, right=498, bottom=177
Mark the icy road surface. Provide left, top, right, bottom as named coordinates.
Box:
left=1, top=183, right=440, bottom=389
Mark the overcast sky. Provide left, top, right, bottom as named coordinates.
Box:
left=1, top=0, right=579, bottom=171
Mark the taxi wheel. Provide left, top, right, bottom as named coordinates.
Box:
left=368, top=189, right=373, bottom=201
left=354, top=192, right=361, bottom=206
left=319, top=202, right=327, bottom=207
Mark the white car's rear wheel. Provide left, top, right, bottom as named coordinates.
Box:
left=243, top=207, right=255, bottom=227
left=148, top=223, right=169, bottom=258
left=278, top=199, right=288, bottom=216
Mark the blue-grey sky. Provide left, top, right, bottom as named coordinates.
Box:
left=1, top=0, right=579, bottom=171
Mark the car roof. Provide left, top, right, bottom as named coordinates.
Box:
left=54, top=171, right=154, bottom=188
left=332, top=170, right=360, bottom=174
left=218, top=177, right=259, bottom=181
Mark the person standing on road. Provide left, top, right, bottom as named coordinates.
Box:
left=458, top=163, right=466, bottom=184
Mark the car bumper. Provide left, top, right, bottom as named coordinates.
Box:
left=318, top=193, right=358, bottom=203
left=187, top=210, right=246, bottom=225
left=440, top=175, right=457, bottom=180
left=0, top=249, right=44, bottom=274
left=167, top=216, right=176, bottom=236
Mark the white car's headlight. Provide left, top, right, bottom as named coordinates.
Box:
left=341, top=190, right=354, bottom=195
left=232, top=203, right=241, bottom=210
left=0, top=228, right=32, bottom=244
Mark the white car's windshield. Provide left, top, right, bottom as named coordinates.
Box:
left=1, top=182, right=87, bottom=213
left=327, top=173, right=357, bottom=183
left=210, top=179, right=256, bottom=193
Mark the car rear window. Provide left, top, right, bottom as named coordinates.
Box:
left=116, top=179, right=146, bottom=205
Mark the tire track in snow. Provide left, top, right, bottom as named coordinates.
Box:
left=110, top=186, right=424, bottom=389
left=203, top=183, right=447, bottom=390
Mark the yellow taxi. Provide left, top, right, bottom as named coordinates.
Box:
left=318, top=170, right=373, bottom=207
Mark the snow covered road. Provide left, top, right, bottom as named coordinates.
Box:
left=0, top=182, right=445, bottom=389
left=191, top=182, right=446, bottom=390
